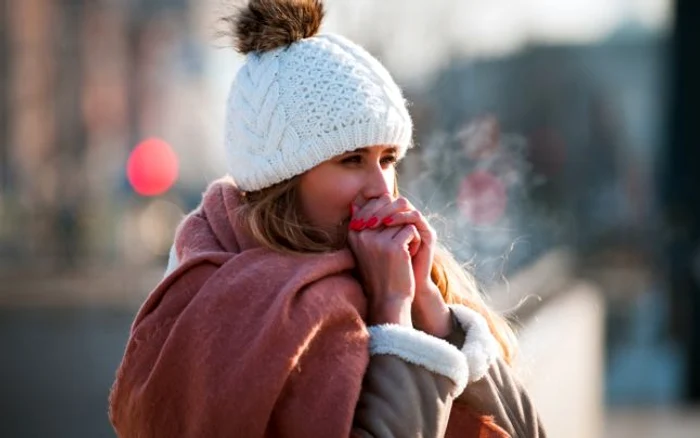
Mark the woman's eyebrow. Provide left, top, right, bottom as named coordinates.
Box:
left=344, top=146, right=398, bottom=155
left=347, top=148, right=369, bottom=154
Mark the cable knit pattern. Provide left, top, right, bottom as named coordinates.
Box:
left=225, top=33, right=413, bottom=191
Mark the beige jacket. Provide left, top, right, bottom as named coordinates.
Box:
left=353, top=306, right=546, bottom=438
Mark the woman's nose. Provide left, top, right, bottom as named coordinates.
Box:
left=362, top=165, right=393, bottom=200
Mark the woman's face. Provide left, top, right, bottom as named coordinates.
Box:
left=298, top=145, right=399, bottom=243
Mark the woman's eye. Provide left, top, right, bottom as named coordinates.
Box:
left=381, top=155, right=398, bottom=166
left=341, top=155, right=362, bottom=164
left=340, top=154, right=396, bottom=166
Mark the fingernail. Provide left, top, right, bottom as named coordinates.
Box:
left=366, top=217, right=378, bottom=228
left=382, top=216, right=394, bottom=225
left=350, top=219, right=366, bottom=231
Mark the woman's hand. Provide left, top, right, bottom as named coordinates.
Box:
left=352, top=197, right=452, bottom=338
left=347, top=195, right=419, bottom=327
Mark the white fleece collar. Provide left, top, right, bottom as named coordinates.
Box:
left=368, top=324, right=470, bottom=395
left=449, top=304, right=501, bottom=383
left=367, top=305, right=501, bottom=395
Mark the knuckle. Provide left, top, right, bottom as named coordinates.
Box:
left=395, top=198, right=409, bottom=209
left=365, top=197, right=379, bottom=209
left=356, top=202, right=370, bottom=215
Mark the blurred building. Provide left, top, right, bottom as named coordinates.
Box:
left=404, top=33, right=667, bottom=270
left=3, top=1, right=700, bottom=437
left=0, top=0, right=209, bottom=272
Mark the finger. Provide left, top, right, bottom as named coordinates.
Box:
left=351, top=193, right=393, bottom=230
left=392, top=224, right=421, bottom=256
left=382, top=210, right=422, bottom=228
left=385, top=208, right=432, bottom=234
left=367, top=197, right=414, bottom=229
left=408, top=235, right=420, bottom=257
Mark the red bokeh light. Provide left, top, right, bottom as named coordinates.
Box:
left=457, top=170, right=507, bottom=225
left=127, top=138, right=179, bottom=196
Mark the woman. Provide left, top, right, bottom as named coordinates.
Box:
left=109, top=1, right=546, bottom=437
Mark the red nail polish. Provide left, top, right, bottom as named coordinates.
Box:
left=357, top=219, right=366, bottom=230
left=382, top=217, right=393, bottom=225
left=349, top=219, right=360, bottom=230
left=366, top=217, right=378, bottom=228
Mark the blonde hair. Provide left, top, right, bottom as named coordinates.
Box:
left=237, top=176, right=516, bottom=363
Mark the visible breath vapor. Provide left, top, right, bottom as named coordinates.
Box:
left=403, top=115, right=564, bottom=285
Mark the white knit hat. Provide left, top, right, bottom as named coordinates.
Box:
left=224, top=0, right=413, bottom=191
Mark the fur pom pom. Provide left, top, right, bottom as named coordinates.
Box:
left=228, top=0, right=324, bottom=54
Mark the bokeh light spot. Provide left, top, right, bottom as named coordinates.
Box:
left=127, top=138, right=179, bottom=196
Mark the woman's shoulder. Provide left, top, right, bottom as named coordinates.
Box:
left=131, top=248, right=366, bottom=353
left=161, top=246, right=364, bottom=319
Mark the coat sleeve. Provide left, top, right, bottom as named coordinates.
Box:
left=352, top=325, right=470, bottom=438
left=453, top=357, right=547, bottom=438
left=263, top=275, right=469, bottom=438
left=442, top=306, right=548, bottom=438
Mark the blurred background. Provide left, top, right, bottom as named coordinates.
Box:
left=1, top=0, right=699, bottom=436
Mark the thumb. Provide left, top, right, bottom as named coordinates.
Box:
left=394, top=225, right=421, bottom=256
